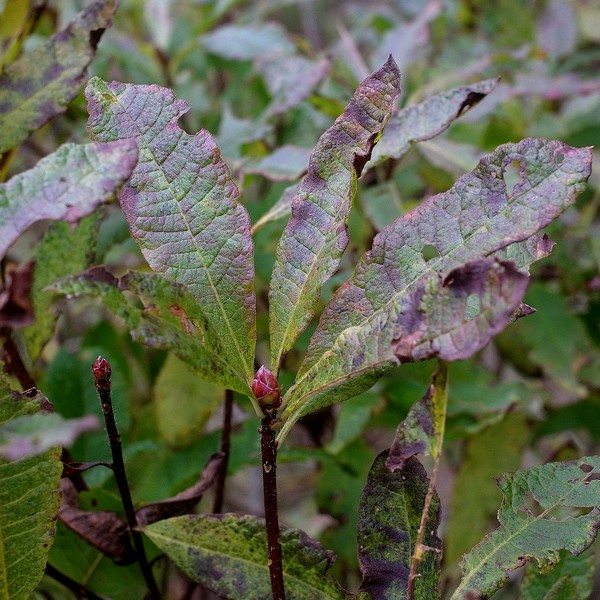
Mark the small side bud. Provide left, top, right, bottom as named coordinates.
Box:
left=252, top=366, right=282, bottom=412
left=92, top=356, right=111, bottom=390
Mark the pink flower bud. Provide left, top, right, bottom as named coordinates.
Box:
left=92, top=356, right=111, bottom=387
left=252, top=365, right=282, bottom=410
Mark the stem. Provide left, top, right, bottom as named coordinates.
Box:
left=407, top=362, right=448, bottom=599
left=45, top=564, right=105, bottom=600
left=92, top=357, right=160, bottom=600
left=213, top=389, right=233, bottom=513
left=260, top=414, right=286, bottom=600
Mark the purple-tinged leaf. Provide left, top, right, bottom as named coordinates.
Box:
left=277, top=139, right=592, bottom=444
left=269, top=56, right=401, bottom=372
left=0, top=140, right=137, bottom=261
left=368, top=78, right=498, bottom=168
left=136, top=453, right=224, bottom=526
left=357, top=453, right=441, bottom=600
left=49, top=267, right=249, bottom=395
left=58, top=479, right=135, bottom=563
left=256, top=54, right=331, bottom=117
left=143, top=513, right=347, bottom=599
left=0, top=0, right=117, bottom=153
left=386, top=362, right=448, bottom=472
left=86, top=78, right=257, bottom=396
left=451, top=457, right=600, bottom=600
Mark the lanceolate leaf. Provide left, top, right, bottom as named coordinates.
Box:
left=49, top=267, right=251, bottom=396
left=0, top=0, right=117, bottom=154
left=269, top=56, right=401, bottom=371
left=143, top=514, right=348, bottom=600
left=86, top=78, right=256, bottom=391
left=277, top=139, right=592, bottom=443
left=0, top=382, right=62, bottom=600
left=368, top=78, right=499, bottom=168
left=450, top=457, right=600, bottom=600
left=0, top=141, right=137, bottom=261
left=357, top=453, right=441, bottom=600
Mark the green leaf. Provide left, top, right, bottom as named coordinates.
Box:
left=49, top=267, right=248, bottom=394
left=269, top=56, right=401, bottom=371
left=0, top=0, right=118, bottom=153
left=520, top=549, right=595, bottom=600
left=0, top=141, right=137, bottom=261
left=368, top=78, right=498, bottom=168
left=450, top=456, right=600, bottom=599
left=357, top=453, right=441, bottom=600
left=251, top=183, right=299, bottom=234
left=277, top=139, right=592, bottom=444
left=386, top=362, right=448, bottom=471
left=143, top=513, right=348, bottom=599
left=153, top=354, right=223, bottom=448
left=24, top=214, right=99, bottom=360
left=86, top=77, right=257, bottom=397
left=0, top=382, right=63, bottom=600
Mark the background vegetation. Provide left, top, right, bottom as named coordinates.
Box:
left=2, top=0, right=600, bottom=598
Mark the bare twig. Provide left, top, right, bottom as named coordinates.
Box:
left=213, top=389, right=233, bottom=513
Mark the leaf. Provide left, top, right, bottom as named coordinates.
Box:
left=24, top=214, right=99, bottom=360
left=136, top=453, right=224, bottom=525
left=357, top=453, right=441, bottom=600
left=520, top=549, right=595, bottom=600
left=58, top=479, right=134, bottom=562
left=0, top=383, right=63, bottom=600
left=256, top=54, right=331, bottom=117
left=153, top=354, right=223, bottom=448
left=0, top=140, right=138, bottom=261
left=0, top=0, right=118, bottom=153
left=277, top=139, right=592, bottom=444
left=244, top=145, right=311, bottom=182
left=200, top=22, right=295, bottom=60
left=86, top=77, right=257, bottom=396
left=251, top=183, right=299, bottom=234
left=386, top=362, right=448, bottom=471
left=0, top=412, right=99, bottom=460
left=450, top=456, right=600, bottom=600
left=49, top=266, right=248, bottom=394
left=269, top=56, right=401, bottom=371
left=143, top=513, right=348, bottom=599
left=367, top=78, right=499, bottom=168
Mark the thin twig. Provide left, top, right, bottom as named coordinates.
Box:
left=45, top=563, right=105, bottom=600
left=213, top=389, right=233, bottom=513
left=92, top=357, right=160, bottom=600
left=260, top=414, right=286, bottom=600
left=407, top=362, right=448, bottom=598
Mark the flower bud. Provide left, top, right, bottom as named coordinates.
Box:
left=92, top=356, right=111, bottom=389
left=252, top=365, right=282, bottom=411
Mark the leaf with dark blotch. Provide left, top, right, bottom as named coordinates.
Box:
left=451, top=457, right=600, bottom=600
left=368, top=78, right=499, bottom=168
left=357, top=453, right=441, bottom=600
left=0, top=141, right=137, bottom=262
left=49, top=266, right=247, bottom=394
left=269, top=56, right=401, bottom=371
left=0, top=413, right=99, bottom=461
left=86, top=78, right=256, bottom=399
left=386, top=363, right=448, bottom=472
left=0, top=381, right=63, bottom=599
left=277, top=139, right=592, bottom=444
left=0, top=0, right=117, bottom=153
left=136, top=453, right=224, bottom=526
left=143, top=513, right=348, bottom=599
left=58, top=479, right=135, bottom=563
